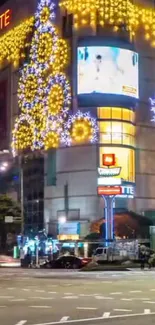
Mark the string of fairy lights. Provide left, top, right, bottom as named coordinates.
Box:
left=59, top=0, right=155, bottom=47
left=12, top=0, right=98, bottom=156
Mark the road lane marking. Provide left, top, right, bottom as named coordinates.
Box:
left=7, top=287, right=15, bottom=290
left=150, top=289, right=155, bottom=291
left=63, top=296, right=78, bottom=299
left=0, top=296, right=14, bottom=298
left=129, top=290, right=142, bottom=293
left=76, top=307, right=97, bottom=310
left=23, top=289, right=30, bottom=292
left=48, top=292, right=57, bottom=294
left=28, top=311, right=155, bottom=325
left=144, top=309, right=151, bottom=314
left=0, top=306, right=6, bottom=308
left=102, top=312, right=110, bottom=318
left=121, top=298, right=133, bottom=301
left=114, top=309, right=132, bottom=312
left=15, top=321, right=27, bottom=325
left=35, top=290, right=45, bottom=293
left=60, top=317, right=69, bottom=322
left=110, top=292, right=122, bottom=295
left=95, top=296, right=114, bottom=300
left=39, top=297, right=54, bottom=300
left=30, top=306, right=51, bottom=308
left=143, top=301, right=155, bottom=304
left=10, top=299, right=26, bottom=302
left=79, top=294, right=94, bottom=297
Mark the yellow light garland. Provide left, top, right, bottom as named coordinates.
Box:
left=59, top=0, right=155, bottom=46
left=40, top=6, right=51, bottom=23
left=36, top=32, right=53, bottom=64
left=44, top=131, right=60, bottom=149
left=48, top=84, right=64, bottom=116
left=52, top=39, right=69, bottom=73
left=0, top=16, right=34, bottom=67
left=71, top=119, right=93, bottom=143
left=12, top=121, right=33, bottom=151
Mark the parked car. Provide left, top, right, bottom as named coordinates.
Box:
left=40, top=255, right=91, bottom=269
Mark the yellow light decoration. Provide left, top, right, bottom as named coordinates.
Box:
left=12, top=120, right=34, bottom=153
left=0, top=17, right=34, bottom=67
left=59, top=0, right=155, bottom=46
left=48, top=84, right=64, bottom=116
left=71, top=119, right=93, bottom=143
left=40, top=6, right=50, bottom=23
left=44, top=131, right=60, bottom=149
left=52, top=39, right=69, bottom=73
left=36, top=32, right=53, bottom=64
left=23, top=74, right=38, bottom=104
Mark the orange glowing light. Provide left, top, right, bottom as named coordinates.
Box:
left=102, top=153, right=115, bottom=167
left=97, top=186, right=122, bottom=196
left=0, top=9, right=11, bottom=30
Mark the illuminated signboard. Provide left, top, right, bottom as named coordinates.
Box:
left=98, top=185, right=134, bottom=197
left=97, top=177, right=122, bottom=186
left=97, top=186, right=122, bottom=196
left=102, top=153, right=115, bottom=167
left=0, top=9, right=11, bottom=30
left=98, top=167, right=121, bottom=177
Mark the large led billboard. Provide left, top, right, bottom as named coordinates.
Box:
left=77, top=46, right=139, bottom=101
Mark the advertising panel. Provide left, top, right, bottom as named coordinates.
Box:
left=77, top=46, right=139, bottom=100
left=99, top=147, right=135, bottom=184
left=58, top=222, right=80, bottom=236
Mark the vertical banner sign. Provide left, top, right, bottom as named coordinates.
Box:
left=0, top=80, right=7, bottom=150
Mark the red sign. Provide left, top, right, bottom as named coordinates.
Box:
left=102, top=154, right=115, bottom=167
left=97, top=186, right=122, bottom=196
left=0, top=9, right=11, bottom=30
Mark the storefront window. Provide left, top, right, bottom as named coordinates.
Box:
left=99, top=146, right=135, bottom=183
left=98, top=107, right=111, bottom=119
left=112, top=107, right=122, bottom=119
left=97, top=107, right=135, bottom=123
left=98, top=121, right=135, bottom=147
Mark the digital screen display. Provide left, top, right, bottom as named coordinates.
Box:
left=77, top=46, right=139, bottom=99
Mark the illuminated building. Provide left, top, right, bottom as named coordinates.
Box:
left=0, top=0, right=155, bottom=239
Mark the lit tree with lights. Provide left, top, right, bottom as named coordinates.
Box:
left=12, top=0, right=98, bottom=156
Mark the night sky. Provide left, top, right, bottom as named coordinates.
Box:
left=0, top=0, right=8, bottom=5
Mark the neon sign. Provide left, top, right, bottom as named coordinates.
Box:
left=0, top=9, right=11, bottom=30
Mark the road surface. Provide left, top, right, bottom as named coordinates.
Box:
left=0, top=268, right=155, bottom=325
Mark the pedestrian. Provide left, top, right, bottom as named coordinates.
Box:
left=140, top=250, right=146, bottom=270
left=26, top=247, right=32, bottom=268
left=20, top=247, right=25, bottom=268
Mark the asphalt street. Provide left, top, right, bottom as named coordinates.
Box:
left=0, top=268, right=155, bottom=325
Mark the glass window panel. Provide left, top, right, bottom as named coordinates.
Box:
left=123, top=122, right=135, bottom=136
left=130, top=110, right=135, bottom=123
left=98, top=121, right=111, bottom=133
left=122, top=109, right=130, bottom=121
left=112, top=107, right=122, bottom=119
left=98, top=107, right=111, bottom=119
left=99, top=133, right=111, bottom=144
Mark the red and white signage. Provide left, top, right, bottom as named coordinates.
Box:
left=97, top=186, right=122, bottom=196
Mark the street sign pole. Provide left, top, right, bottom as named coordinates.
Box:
left=102, top=195, right=115, bottom=243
